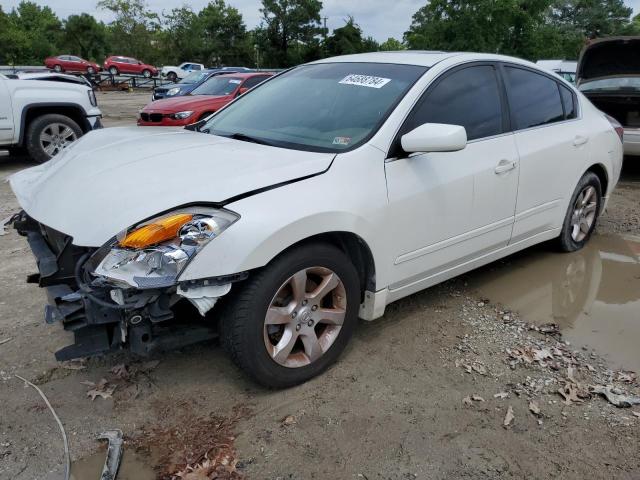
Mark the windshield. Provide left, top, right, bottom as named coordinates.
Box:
left=579, top=77, right=640, bottom=92
left=202, top=62, right=427, bottom=152
left=191, top=76, right=242, bottom=96
left=180, top=71, right=209, bottom=84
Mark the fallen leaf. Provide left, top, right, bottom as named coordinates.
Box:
left=471, top=395, right=485, bottom=402
left=503, top=406, right=514, bottom=428
left=616, top=371, right=637, bottom=384
left=632, top=411, right=640, bottom=418
left=494, top=392, right=509, bottom=399
left=282, top=415, right=297, bottom=426
left=110, top=364, right=130, bottom=380
left=558, top=382, right=585, bottom=406
left=61, top=359, right=86, bottom=370
left=462, top=396, right=473, bottom=407
left=83, top=378, right=116, bottom=401
left=529, top=400, right=541, bottom=416
left=471, top=363, right=487, bottom=375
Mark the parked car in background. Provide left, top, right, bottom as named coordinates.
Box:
left=139, top=72, right=273, bottom=126
left=577, top=36, right=640, bottom=156
left=160, top=62, right=205, bottom=82
left=103, top=56, right=158, bottom=77
left=152, top=67, right=254, bottom=101
left=9, top=52, right=622, bottom=387
left=44, top=55, right=101, bottom=74
left=536, top=60, right=577, bottom=83
left=0, top=72, right=101, bottom=163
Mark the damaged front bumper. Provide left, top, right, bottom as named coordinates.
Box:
left=12, top=212, right=245, bottom=361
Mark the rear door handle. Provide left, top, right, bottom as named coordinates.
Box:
left=494, top=159, right=517, bottom=174
left=573, top=135, right=589, bottom=146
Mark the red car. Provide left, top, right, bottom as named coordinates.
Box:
left=103, top=56, right=158, bottom=77
left=44, top=55, right=101, bottom=74
left=137, top=72, right=273, bottom=126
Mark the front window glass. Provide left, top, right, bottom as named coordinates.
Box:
left=202, top=62, right=427, bottom=152
left=192, top=76, right=242, bottom=96
left=579, top=77, right=640, bottom=92
left=404, top=65, right=503, bottom=141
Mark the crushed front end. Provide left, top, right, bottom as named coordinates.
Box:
left=12, top=212, right=242, bottom=361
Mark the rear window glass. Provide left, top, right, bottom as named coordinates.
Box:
left=505, top=67, right=564, bottom=130
left=559, top=85, right=576, bottom=119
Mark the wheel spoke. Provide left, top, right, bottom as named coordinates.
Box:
left=290, top=270, right=307, bottom=303
left=308, top=273, right=339, bottom=303
left=40, top=132, right=52, bottom=142
left=580, top=218, right=590, bottom=233
left=44, top=144, right=57, bottom=155
left=300, top=331, right=323, bottom=362
left=571, top=223, right=580, bottom=240
left=581, top=187, right=594, bottom=206
left=60, top=127, right=74, bottom=140
left=265, top=305, right=293, bottom=325
left=314, top=307, right=345, bottom=325
left=271, top=326, right=298, bottom=364
left=584, top=202, right=597, bottom=215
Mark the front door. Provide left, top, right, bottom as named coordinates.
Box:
left=384, top=64, right=519, bottom=288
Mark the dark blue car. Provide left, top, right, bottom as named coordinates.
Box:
left=152, top=67, right=253, bottom=100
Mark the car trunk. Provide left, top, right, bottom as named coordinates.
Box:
left=578, top=37, right=640, bottom=129
left=586, top=95, right=640, bottom=129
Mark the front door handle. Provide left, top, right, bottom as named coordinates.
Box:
left=494, top=159, right=517, bottom=174
left=573, top=135, right=589, bottom=146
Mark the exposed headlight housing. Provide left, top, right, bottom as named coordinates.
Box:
left=91, top=208, right=239, bottom=289
left=170, top=110, right=193, bottom=120
left=166, top=87, right=181, bottom=96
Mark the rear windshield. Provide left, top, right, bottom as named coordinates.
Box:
left=191, top=76, right=242, bottom=96
left=202, top=62, right=427, bottom=153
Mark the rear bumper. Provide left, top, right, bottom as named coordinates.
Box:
left=623, top=128, right=640, bottom=156
left=12, top=212, right=217, bottom=361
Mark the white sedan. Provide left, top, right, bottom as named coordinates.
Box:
left=9, top=51, right=623, bottom=387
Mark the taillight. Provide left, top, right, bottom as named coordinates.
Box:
left=604, top=113, right=624, bottom=143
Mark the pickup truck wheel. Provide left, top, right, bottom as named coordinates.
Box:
left=26, top=114, right=82, bottom=163
left=558, top=172, right=602, bottom=252
left=221, top=243, right=360, bottom=388
left=109, top=66, right=119, bottom=75
left=167, top=71, right=177, bottom=82
left=142, top=69, right=152, bottom=78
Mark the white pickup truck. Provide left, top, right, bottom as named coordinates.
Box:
left=0, top=73, right=102, bottom=163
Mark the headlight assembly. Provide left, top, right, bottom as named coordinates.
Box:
left=166, top=87, right=181, bottom=96
left=170, top=110, right=194, bottom=120
left=91, top=208, right=239, bottom=289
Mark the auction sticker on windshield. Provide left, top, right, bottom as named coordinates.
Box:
left=339, top=74, right=391, bottom=89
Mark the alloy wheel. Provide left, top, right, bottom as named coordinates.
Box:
left=263, top=266, right=346, bottom=368
left=570, top=185, right=597, bottom=242
left=40, top=123, right=77, bottom=157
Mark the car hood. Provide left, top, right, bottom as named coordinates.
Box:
left=577, top=37, right=640, bottom=83
left=9, top=127, right=335, bottom=246
left=143, top=95, right=230, bottom=112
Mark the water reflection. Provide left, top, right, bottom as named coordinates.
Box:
left=470, top=234, right=640, bottom=372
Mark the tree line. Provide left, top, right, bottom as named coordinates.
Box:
left=0, top=0, right=638, bottom=68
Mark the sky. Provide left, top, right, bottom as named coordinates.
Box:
left=1, top=0, right=639, bottom=42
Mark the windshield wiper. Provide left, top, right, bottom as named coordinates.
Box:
left=227, top=132, right=274, bottom=146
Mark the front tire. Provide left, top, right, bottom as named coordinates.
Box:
left=167, top=71, right=177, bottom=82
left=53, top=64, right=63, bottom=73
left=87, top=66, right=96, bottom=74
left=220, top=243, right=360, bottom=388
left=25, top=114, right=82, bottom=164
left=142, top=69, right=152, bottom=78
left=558, top=172, right=602, bottom=252
left=108, top=66, right=119, bottom=75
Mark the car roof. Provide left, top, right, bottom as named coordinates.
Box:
left=310, top=51, right=540, bottom=69
left=215, top=72, right=274, bottom=78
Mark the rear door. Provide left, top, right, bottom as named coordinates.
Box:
left=68, top=56, right=84, bottom=71
left=0, top=77, right=14, bottom=142
left=384, top=63, right=520, bottom=286
left=502, top=64, right=586, bottom=243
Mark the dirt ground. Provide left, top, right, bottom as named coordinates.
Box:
left=1, top=93, right=639, bottom=480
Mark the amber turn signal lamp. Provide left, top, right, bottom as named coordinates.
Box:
left=119, top=213, right=193, bottom=249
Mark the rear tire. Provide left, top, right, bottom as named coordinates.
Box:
left=87, top=66, right=95, bottom=74
left=220, top=243, right=360, bottom=388
left=558, top=172, right=602, bottom=252
left=167, top=71, right=177, bottom=82
left=25, top=114, right=83, bottom=164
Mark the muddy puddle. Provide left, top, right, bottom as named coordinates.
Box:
left=71, top=449, right=155, bottom=480
left=469, top=234, right=640, bottom=372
